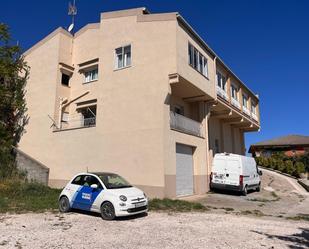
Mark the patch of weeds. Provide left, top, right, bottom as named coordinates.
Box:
left=240, top=209, right=266, bottom=217
left=0, top=180, right=62, bottom=213
left=148, top=198, right=209, bottom=212
left=205, top=206, right=218, bottom=209
left=222, top=207, right=234, bottom=212
left=286, top=214, right=309, bottom=222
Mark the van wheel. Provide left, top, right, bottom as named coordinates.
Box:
left=256, top=183, right=261, bottom=192
left=100, top=202, right=115, bottom=220
left=59, top=196, right=70, bottom=213
left=242, top=186, right=248, bottom=196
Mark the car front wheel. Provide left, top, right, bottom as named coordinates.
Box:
left=101, top=202, right=116, bottom=220
left=59, top=196, right=70, bottom=213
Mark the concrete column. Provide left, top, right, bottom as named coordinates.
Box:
left=226, top=75, right=231, bottom=103
left=239, top=88, right=243, bottom=112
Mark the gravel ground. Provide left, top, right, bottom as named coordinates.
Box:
left=0, top=211, right=308, bottom=249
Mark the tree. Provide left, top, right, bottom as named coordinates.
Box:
left=0, top=23, right=29, bottom=178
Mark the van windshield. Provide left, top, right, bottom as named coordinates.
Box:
left=96, top=173, right=132, bottom=189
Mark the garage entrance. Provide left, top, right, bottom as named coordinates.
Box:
left=176, top=143, right=194, bottom=196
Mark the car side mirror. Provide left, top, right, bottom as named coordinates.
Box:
left=258, top=170, right=263, bottom=176
left=90, top=184, right=98, bottom=189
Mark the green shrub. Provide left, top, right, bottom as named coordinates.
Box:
left=293, top=162, right=306, bottom=177
left=284, top=160, right=294, bottom=175
left=277, top=159, right=285, bottom=172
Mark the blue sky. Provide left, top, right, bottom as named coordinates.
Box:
left=1, top=0, right=308, bottom=152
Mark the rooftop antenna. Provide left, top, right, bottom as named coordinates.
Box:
left=68, top=0, right=77, bottom=33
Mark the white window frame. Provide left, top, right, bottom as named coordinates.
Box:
left=242, top=94, right=248, bottom=108
left=231, top=84, right=238, bottom=101
left=84, top=68, right=98, bottom=83
left=115, top=44, right=131, bottom=70
left=216, top=71, right=226, bottom=92
left=188, top=43, right=208, bottom=78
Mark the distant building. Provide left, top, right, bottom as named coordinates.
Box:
left=249, top=135, right=309, bottom=157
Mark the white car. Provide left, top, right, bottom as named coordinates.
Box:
left=58, top=172, right=148, bottom=220
left=210, top=153, right=262, bottom=195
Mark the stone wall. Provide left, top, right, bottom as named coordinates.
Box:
left=15, top=148, right=49, bottom=185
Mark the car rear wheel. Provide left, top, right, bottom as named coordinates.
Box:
left=101, top=202, right=115, bottom=220
left=59, top=196, right=70, bottom=213
left=242, top=186, right=248, bottom=196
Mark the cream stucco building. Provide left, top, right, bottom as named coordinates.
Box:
left=19, top=7, right=260, bottom=198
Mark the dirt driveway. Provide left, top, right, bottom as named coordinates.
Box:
left=195, top=169, right=309, bottom=218
left=0, top=169, right=308, bottom=249
left=0, top=211, right=308, bottom=249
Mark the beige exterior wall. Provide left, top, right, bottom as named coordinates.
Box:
left=19, top=8, right=260, bottom=198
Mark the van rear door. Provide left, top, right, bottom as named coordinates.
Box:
left=224, top=159, right=240, bottom=186
left=212, top=158, right=227, bottom=184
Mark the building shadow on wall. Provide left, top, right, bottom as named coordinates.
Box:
left=251, top=227, right=309, bottom=249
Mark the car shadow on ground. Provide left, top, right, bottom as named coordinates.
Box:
left=70, top=208, right=148, bottom=221
left=251, top=228, right=309, bottom=249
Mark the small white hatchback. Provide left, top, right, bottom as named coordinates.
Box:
left=58, top=172, right=148, bottom=220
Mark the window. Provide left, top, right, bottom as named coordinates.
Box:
left=77, top=105, right=97, bottom=127
left=84, top=68, right=98, bottom=83
left=71, top=175, right=84, bottom=185
left=251, top=102, right=257, bottom=114
left=174, top=105, right=184, bottom=115
left=188, top=43, right=208, bottom=77
left=242, top=94, right=248, bottom=108
left=115, top=45, right=131, bottom=69
left=83, top=175, right=103, bottom=188
left=61, top=73, right=70, bottom=86
left=231, top=84, right=238, bottom=101
left=217, top=72, right=226, bottom=91
left=96, top=173, right=132, bottom=189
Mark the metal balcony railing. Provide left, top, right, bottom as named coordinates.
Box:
left=60, top=117, right=96, bottom=130
left=231, top=98, right=241, bottom=109
left=243, top=106, right=251, bottom=116
left=216, top=86, right=229, bottom=101
left=251, top=113, right=258, bottom=121
left=170, top=111, right=204, bottom=137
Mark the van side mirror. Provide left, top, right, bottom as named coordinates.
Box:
left=258, top=170, right=263, bottom=176
left=90, top=184, right=98, bottom=189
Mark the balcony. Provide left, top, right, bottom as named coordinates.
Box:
left=170, top=111, right=204, bottom=137
left=231, top=98, right=241, bottom=109
left=243, top=106, right=251, bottom=116
left=216, top=86, right=228, bottom=101
left=59, top=117, right=96, bottom=131
left=251, top=112, right=258, bottom=121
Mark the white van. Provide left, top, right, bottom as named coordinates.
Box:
left=210, top=153, right=262, bottom=195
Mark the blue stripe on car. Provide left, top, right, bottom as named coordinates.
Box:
left=71, top=186, right=102, bottom=211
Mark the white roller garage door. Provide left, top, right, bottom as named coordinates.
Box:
left=176, top=144, right=194, bottom=196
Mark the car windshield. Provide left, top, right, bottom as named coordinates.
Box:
left=96, top=173, right=132, bottom=189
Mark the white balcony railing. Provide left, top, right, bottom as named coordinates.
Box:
left=251, top=113, right=258, bottom=121
left=60, top=117, right=96, bottom=130
left=243, top=106, right=251, bottom=116
left=231, top=98, right=241, bottom=109
left=170, top=111, right=204, bottom=137
left=216, top=86, right=229, bottom=100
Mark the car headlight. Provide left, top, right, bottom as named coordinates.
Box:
left=119, top=195, right=127, bottom=202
